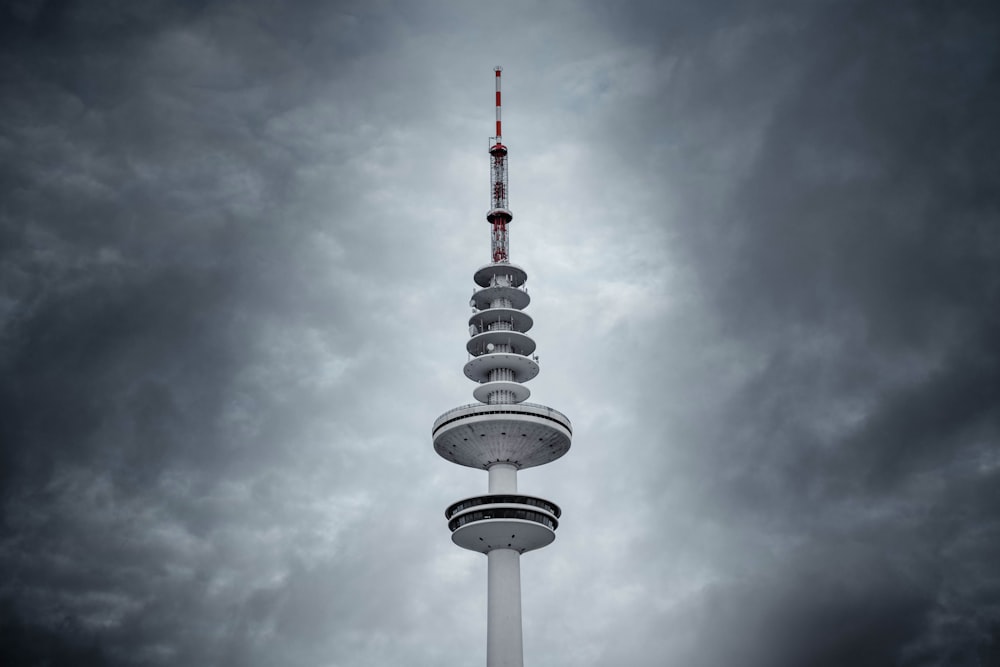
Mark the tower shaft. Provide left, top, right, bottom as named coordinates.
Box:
left=489, top=463, right=517, bottom=493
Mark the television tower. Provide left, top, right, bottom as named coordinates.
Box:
left=432, top=66, right=572, bottom=667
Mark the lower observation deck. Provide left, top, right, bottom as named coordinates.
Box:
left=446, top=494, right=561, bottom=554
left=450, top=515, right=555, bottom=554
left=432, top=402, right=572, bottom=469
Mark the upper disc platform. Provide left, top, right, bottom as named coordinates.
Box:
left=432, top=402, right=572, bottom=469
left=474, top=262, right=528, bottom=288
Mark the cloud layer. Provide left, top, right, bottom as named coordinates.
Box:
left=1, top=1, right=998, bottom=665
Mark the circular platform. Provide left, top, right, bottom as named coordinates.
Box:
left=486, top=207, right=513, bottom=223
left=469, top=308, right=533, bottom=334
left=472, top=285, right=530, bottom=311
left=463, top=353, right=539, bottom=383
left=474, top=262, right=528, bottom=288
left=467, top=330, right=536, bottom=357
left=472, top=381, right=530, bottom=404
left=451, top=518, right=555, bottom=554
left=432, top=402, right=572, bottom=469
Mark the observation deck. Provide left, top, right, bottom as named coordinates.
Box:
left=446, top=494, right=560, bottom=554
left=433, top=402, right=572, bottom=469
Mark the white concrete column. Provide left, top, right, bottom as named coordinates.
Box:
left=487, top=548, right=523, bottom=667
left=488, top=463, right=517, bottom=493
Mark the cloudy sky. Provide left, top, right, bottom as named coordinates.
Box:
left=2, top=1, right=999, bottom=665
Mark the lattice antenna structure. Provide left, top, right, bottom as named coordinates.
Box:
left=432, top=67, right=572, bottom=667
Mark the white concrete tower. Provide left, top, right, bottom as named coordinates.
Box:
left=433, top=66, right=572, bottom=667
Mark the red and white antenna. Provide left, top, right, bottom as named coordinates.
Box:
left=487, top=66, right=512, bottom=264
left=495, top=64, right=503, bottom=139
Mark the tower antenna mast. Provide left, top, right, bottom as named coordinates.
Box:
left=488, top=66, right=512, bottom=263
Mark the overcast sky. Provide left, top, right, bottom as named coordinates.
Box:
left=1, top=1, right=999, bottom=665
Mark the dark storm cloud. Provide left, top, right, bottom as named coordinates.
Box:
left=0, top=2, right=444, bottom=664
left=0, top=0, right=342, bottom=496
left=584, top=1, right=1000, bottom=665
